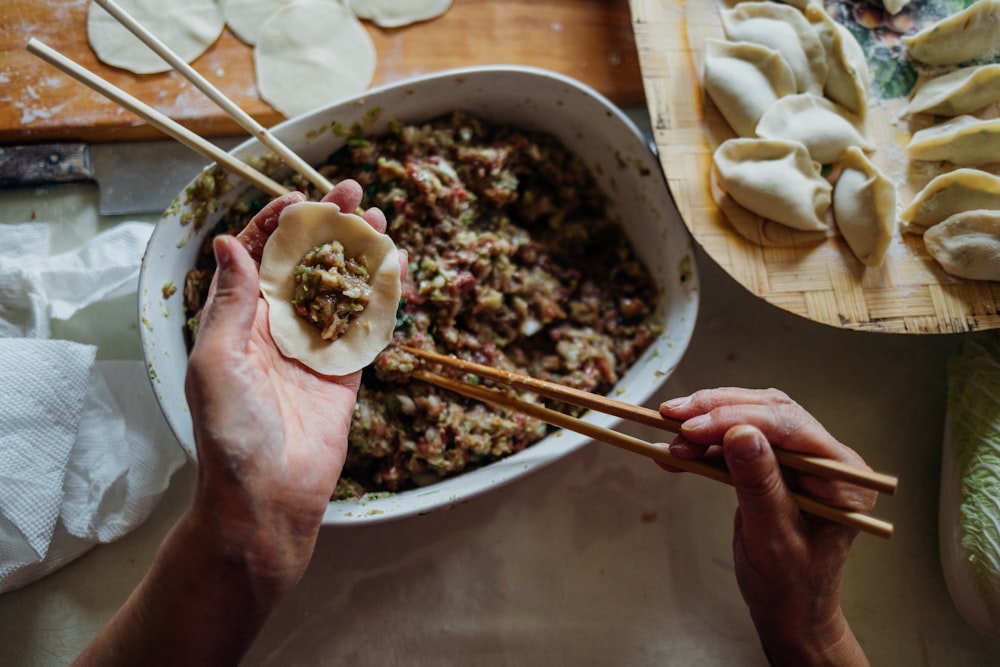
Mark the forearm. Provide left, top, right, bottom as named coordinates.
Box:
left=74, top=505, right=304, bottom=666
left=753, top=607, right=870, bottom=667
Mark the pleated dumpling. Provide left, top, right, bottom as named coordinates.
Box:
left=259, top=201, right=402, bottom=376
left=720, top=1, right=827, bottom=95
left=805, top=4, right=869, bottom=118
left=924, top=209, right=1000, bottom=281
left=905, top=64, right=1000, bottom=117
left=907, top=116, right=1000, bottom=167
left=714, top=138, right=832, bottom=232
left=712, top=178, right=829, bottom=247
left=901, top=169, right=1000, bottom=231
left=833, top=146, right=896, bottom=267
left=902, top=0, right=1000, bottom=66
left=703, top=38, right=796, bottom=137
left=755, top=93, right=873, bottom=164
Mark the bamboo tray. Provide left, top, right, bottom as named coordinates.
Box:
left=629, top=0, right=1000, bottom=334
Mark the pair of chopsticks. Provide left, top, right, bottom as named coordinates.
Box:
left=26, top=0, right=329, bottom=197
left=400, top=346, right=898, bottom=539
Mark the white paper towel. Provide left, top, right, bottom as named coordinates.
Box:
left=0, top=221, right=187, bottom=593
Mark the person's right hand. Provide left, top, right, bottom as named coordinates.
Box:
left=660, top=388, right=874, bottom=667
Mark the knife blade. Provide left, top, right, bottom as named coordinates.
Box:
left=0, top=137, right=243, bottom=216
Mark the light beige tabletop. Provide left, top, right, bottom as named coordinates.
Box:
left=0, top=170, right=998, bottom=665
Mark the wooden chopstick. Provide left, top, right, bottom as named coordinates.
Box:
left=400, top=346, right=899, bottom=496
left=92, top=0, right=334, bottom=194
left=411, top=368, right=893, bottom=539
left=26, top=38, right=289, bottom=198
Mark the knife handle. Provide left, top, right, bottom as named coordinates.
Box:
left=0, top=143, right=95, bottom=188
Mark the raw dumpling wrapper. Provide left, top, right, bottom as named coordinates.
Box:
left=703, top=38, right=796, bottom=137
left=907, top=116, right=1000, bottom=167
left=905, top=64, right=1000, bottom=117
left=755, top=93, right=872, bottom=164
left=87, top=0, right=225, bottom=74
left=260, top=201, right=402, bottom=376
left=720, top=1, right=827, bottom=95
left=255, top=0, right=376, bottom=118
left=222, top=0, right=293, bottom=45
left=714, top=137, right=832, bottom=232
left=901, top=169, right=1000, bottom=231
left=833, top=146, right=896, bottom=267
left=902, top=0, right=1000, bottom=66
left=347, top=0, right=452, bottom=28
left=805, top=5, right=869, bottom=118
left=924, top=210, right=1000, bottom=281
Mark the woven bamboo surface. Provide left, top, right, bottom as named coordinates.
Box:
left=629, top=0, right=1000, bottom=334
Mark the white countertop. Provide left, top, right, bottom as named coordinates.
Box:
left=1, top=177, right=998, bottom=665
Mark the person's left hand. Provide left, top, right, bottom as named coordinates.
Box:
left=73, top=182, right=403, bottom=666
left=184, top=180, right=398, bottom=589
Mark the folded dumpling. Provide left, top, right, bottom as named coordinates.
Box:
left=907, top=115, right=1000, bottom=167
left=901, top=169, right=1000, bottom=231
left=259, top=201, right=402, bottom=376
left=833, top=147, right=896, bottom=266
left=712, top=177, right=829, bottom=247
left=714, top=137, right=832, bottom=232
left=902, top=0, right=1000, bottom=66
left=924, top=209, right=1000, bottom=281
left=905, top=64, right=1000, bottom=117
left=703, top=38, right=796, bottom=137
left=756, top=93, right=873, bottom=164
left=805, top=4, right=869, bottom=118
left=720, top=1, right=827, bottom=95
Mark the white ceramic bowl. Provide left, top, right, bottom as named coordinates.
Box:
left=138, top=66, right=699, bottom=524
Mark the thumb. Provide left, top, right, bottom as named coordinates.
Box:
left=723, top=425, right=801, bottom=534
left=197, top=235, right=260, bottom=349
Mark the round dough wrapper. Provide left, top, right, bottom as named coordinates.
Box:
left=347, top=0, right=453, bottom=28
left=260, top=201, right=402, bottom=376
left=87, top=0, right=225, bottom=75
left=222, top=0, right=294, bottom=45
left=254, top=0, right=376, bottom=118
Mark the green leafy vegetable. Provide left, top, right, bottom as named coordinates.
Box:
left=943, top=332, right=1000, bottom=636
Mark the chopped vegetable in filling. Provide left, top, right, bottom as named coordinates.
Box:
left=292, top=241, right=373, bottom=341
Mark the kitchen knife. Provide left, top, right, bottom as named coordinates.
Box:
left=0, top=137, right=243, bottom=216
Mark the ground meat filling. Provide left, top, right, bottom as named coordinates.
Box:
left=183, top=112, right=660, bottom=499
left=292, top=242, right=373, bottom=341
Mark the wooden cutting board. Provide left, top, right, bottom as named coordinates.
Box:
left=0, top=0, right=643, bottom=143
left=630, top=0, right=1000, bottom=334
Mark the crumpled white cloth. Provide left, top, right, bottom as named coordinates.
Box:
left=0, top=221, right=187, bottom=593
